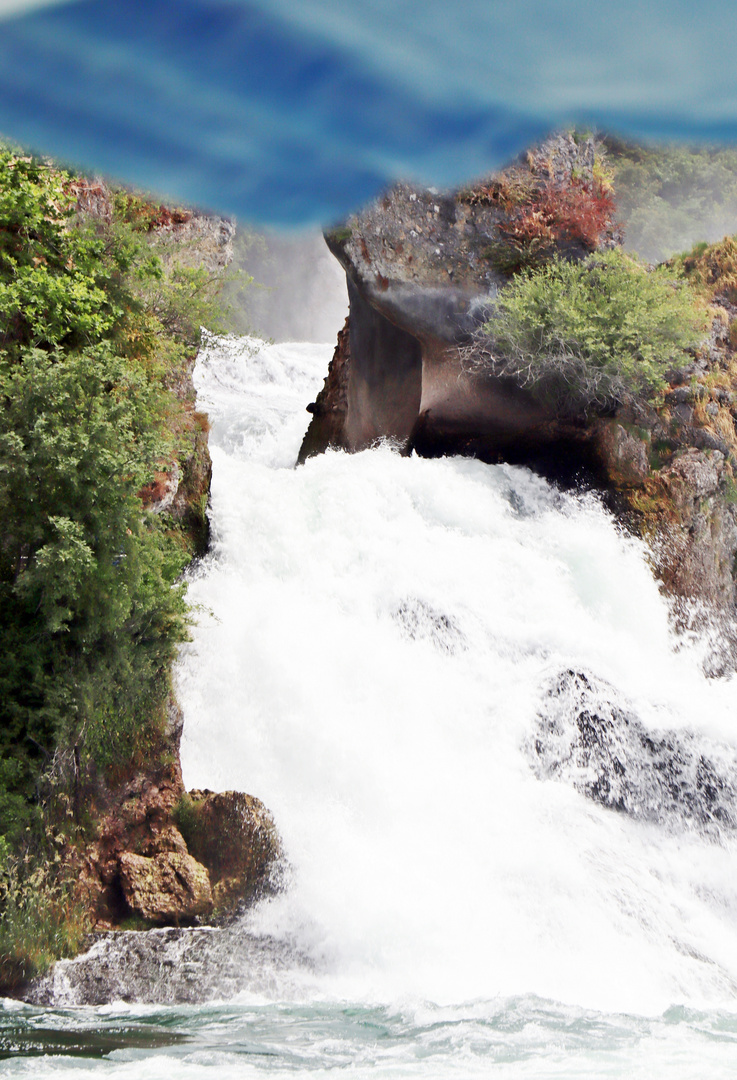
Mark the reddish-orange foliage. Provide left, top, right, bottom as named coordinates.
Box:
left=497, top=178, right=615, bottom=270
left=147, top=205, right=193, bottom=229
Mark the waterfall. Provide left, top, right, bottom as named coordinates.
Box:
left=11, top=331, right=737, bottom=1078
left=171, top=333, right=737, bottom=1017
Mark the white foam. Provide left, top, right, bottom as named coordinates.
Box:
left=178, top=336, right=737, bottom=1016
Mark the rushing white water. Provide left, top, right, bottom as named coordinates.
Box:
left=175, top=333, right=737, bottom=1015
left=7, top=332, right=737, bottom=1078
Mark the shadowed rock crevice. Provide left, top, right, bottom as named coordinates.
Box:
left=344, top=278, right=423, bottom=448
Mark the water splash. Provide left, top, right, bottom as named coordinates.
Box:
left=169, top=334, right=737, bottom=1017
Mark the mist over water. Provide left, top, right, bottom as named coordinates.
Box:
left=224, top=229, right=348, bottom=343
left=8, top=332, right=737, bottom=1077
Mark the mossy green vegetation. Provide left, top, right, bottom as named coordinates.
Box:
left=676, top=234, right=737, bottom=304
left=0, top=836, right=88, bottom=988
left=0, top=148, right=232, bottom=987
left=172, top=792, right=204, bottom=850
left=604, top=137, right=737, bottom=264
left=470, top=250, right=707, bottom=413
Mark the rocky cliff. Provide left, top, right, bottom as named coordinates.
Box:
left=66, top=185, right=282, bottom=936
left=1, top=178, right=280, bottom=998
left=300, top=134, right=737, bottom=646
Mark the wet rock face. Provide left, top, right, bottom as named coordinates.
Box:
left=532, top=670, right=737, bottom=837
left=298, top=317, right=351, bottom=460
left=178, top=790, right=283, bottom=914
left=342, top=279, right=423, bottom=448
left=119, top=852, right=213, bottom=923
left=658, top=451, right=737, bottom=611
left=26, top=926, right=312, bottom=1007
left=392, top=597, right=465, bottom=654
left=593, top=421, right=650, bottom=486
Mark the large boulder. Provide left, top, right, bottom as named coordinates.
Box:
left=119, top=852, right=213, bottom=923
left=300, top=132, right=618, bottom=468
left=178, top=790, right=282, bottom=913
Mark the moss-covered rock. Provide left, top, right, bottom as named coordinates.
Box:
left=176, top=790, right=282, bottom=915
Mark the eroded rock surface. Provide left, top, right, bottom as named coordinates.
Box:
left=26, top=926, right=312, bottom=1006
left=119, top=852, right=213, bottom=923
left=532, top=670, right=737, bottom=837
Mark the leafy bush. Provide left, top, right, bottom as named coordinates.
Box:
left=0, top=839, right=88, bottom=990
left=0, top=146, right=231, bottom=862
left=468, top=250, right=707, bottom=412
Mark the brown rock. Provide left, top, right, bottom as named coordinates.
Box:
left=137, top=824, right=189, bottom=858
left=119, top=852, right=213, bottom=923
left=298, top=317, right=351, bottom=462
left=594, top=421, right=650, bottom=486
left=179, top=790, right=282, bottom=913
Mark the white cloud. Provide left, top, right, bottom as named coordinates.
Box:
left=0, top=0, right=78, bottom=20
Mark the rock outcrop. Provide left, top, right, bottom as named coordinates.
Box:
left=119, top=852, right=213, bottom=923
left=300, top=133, right=737, bottom=629
left=73, top=704, right=189, bottom=927
left=300, top=133, right=620, bottom=469
left=532, top=668, right=737, bottom=836
left=177, top=790, right=283, bottom=913
left=71, top=704, right=281, bottom=930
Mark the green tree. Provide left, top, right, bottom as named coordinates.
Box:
left=604, top=138, right=737, bottom=263
left=0, top=148, right=222, bottom=848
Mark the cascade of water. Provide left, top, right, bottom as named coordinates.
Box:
left=170, top=334, right=737, bottom=1016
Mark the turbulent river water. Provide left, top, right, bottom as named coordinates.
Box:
left=5, top=334, right=737, bottom=1077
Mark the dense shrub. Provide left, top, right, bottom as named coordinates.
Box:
left=0, top=147, right=228, bottom=854
left=0, top=837, right=88, bottom=988
left=467, top=250, right=707, bottom=412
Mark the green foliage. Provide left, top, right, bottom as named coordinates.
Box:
left=0, top=843, right=88, bottom=990
left=173, top=792, right=204, bottom=850
left=0, top=158, right=114, bottom=358
left=604, top=137, right=737, bottom=263
left=0, top=761, right=39, bottom=851
left=0, top=147, right=228, bottom=870
left=471, top=250, right=707, bottom=412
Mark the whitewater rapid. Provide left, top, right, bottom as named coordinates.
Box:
left=172, top=333, right=737, bottom=1018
